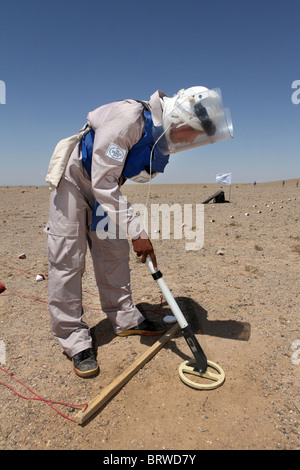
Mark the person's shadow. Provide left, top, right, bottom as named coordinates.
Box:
left=173, top=296, right=251, bottom=342
left=90, top=296, right=251, bottom=361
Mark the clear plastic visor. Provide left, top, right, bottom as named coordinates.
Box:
left=153, top=88, right=233, bottom=155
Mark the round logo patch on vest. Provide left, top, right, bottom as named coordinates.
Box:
left=105, top=142, right=126, bottom=163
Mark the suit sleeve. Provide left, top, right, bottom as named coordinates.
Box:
left=90, top=112, right=145, bottom=239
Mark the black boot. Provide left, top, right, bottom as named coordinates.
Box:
left=72, top=348, right=99, bottom=378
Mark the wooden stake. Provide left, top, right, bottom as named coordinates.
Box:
left=75, top=323, right=180, bottom=425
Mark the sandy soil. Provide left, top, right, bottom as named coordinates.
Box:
left=0, top=179, right=299, bottom=450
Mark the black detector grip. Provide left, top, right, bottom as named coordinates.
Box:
left=181, top=325, right=207, bottom=373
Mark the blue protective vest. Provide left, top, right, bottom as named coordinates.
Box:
left=81, top=110, right=169, bottom=231
left=121, top=110, right=169, bottom=181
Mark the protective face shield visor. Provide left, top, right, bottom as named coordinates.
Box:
left=153, top=87, right=233, bottom=155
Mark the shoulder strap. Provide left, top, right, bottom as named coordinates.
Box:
left=135, top=100, right=151, bottom=112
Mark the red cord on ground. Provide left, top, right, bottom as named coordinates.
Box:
left=0, top=366, right=88, bottom=423
left=0, top=261, right=172, bottom=424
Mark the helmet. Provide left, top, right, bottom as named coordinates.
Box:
left=154, top=86, right=233, bottom=154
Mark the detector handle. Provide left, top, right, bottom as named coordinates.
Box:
left=146, top=257, right=207, bottom=373
left=146, top=257, right=188, bottom=328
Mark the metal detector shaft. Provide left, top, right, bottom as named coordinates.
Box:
left=146, top=257, right=207, bottom=373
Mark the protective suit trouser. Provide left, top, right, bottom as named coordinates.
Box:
left=47, top=177, right=144, bottom=358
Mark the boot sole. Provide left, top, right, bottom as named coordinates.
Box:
left=72, top=362, right=99, bottom=378
left=117, top=329, right=166, bottom=337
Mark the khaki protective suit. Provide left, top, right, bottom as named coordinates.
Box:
left=46, top=91, right=165, bottom=357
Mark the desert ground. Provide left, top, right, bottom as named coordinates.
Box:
left=0, top=179, right=299, bottom=451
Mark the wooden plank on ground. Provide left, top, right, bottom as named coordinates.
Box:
left=75, top=323, right=180, bottom=425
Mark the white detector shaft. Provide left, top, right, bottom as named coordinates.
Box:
left=146, top=256, right=207, bottom=373
left=146, top=257, right=188, bottom=328
left=146, top=257, right=226, bottom=386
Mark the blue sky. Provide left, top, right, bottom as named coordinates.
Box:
left=0, top=0, right=299, bottom=185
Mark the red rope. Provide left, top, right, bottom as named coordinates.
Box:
left=0, top=263, right=165, bottom=313
left=0, top=366, right=88, bottom=423
left=0, top=262, right=103, bottom=310
left=0, top=262, right=168, bottom=424
left=1, top=291, right=48, bottom=303
left=0, top=262, right=40, bottom=277
left=0, top=290, right=102, bottom=311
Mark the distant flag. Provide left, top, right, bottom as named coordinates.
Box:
left=216, top=173, right=232, bottom=185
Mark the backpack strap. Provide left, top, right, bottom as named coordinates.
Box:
left=135, top=100, right=151, bottom=112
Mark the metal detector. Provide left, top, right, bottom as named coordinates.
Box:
left=146, top=257, right=225, bottom=390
